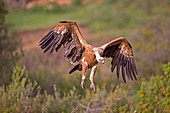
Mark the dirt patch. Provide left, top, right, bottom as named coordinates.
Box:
left=16, top=28, right=49, bottom=52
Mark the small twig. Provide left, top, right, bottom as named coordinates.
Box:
left=86, top=102, right=91, bottom=113
left=71, top=104, right=79, bottom=113
left=79, top=103, right=103, bottom=113
left=79, top=103, right=88, bottom=109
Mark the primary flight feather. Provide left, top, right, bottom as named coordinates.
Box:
left=39, top=20, right=138, bottom=91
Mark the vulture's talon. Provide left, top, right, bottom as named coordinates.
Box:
left=81, top=81, right=85, bottom=89
left=90, top=83, right=95, bottom=92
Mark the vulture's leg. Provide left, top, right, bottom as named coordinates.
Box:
left=89, top=65, right=97, bottom=92
left=81, top=61, right=88, bottom=89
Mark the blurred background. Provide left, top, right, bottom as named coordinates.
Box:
left=0, top=0, right=170, bottom=112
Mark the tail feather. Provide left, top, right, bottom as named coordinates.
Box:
left=69, top=64, right=82, bottom=74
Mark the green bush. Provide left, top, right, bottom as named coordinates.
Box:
left=137, top=62, right=170, bottom=113
left=0, top=66, right=45, bottom=113
left=1, top=63, right=170, bottom=112
left=0, top=66, right=136, bottom=113
left=0, top=66, right=98, bottom=112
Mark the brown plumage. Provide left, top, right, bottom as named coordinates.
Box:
left=39, top=20, right=138, bottom=91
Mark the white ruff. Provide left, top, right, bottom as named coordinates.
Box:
left=95, top=51, right=104, bottom=64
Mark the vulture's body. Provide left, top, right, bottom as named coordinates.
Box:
left=39, top=21, right=138, bottom=91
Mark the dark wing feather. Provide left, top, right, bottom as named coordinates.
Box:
left=39, top=21, right=87, bottom=63
left=101, top=37, right=138, bottom=83
left=121, top=62, right=126, bottom=83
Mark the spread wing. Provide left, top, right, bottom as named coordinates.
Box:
left=100, top=37, right=138, bottom=83
left=39, top=21, right=87, bottom=63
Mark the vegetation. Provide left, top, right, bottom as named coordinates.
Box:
left=1, top=0, right=170, bottom=112
left=137, top=63, right=170, bottom=112
left=0, top=63, right=169, bottom=112
left=0, top=0, right=21, bottom=85
left=0, top=67, right=44, bottom=113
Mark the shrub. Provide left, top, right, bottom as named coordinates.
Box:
left=0, top=66, right=136, bottom=113
left=2, top=63, right=170, bottom=113
left=137, top=62, right=170, bottom=113
left=0, top=66, right=45, bottom=113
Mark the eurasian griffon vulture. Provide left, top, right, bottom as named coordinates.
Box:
left=39, top=21, right=138, bottom=91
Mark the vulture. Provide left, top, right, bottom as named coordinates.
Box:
left=39, top=20, right=138, bottom=91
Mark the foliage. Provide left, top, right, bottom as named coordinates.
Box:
left=137, top=62, right=170, bottom=113
left=0, top=0, right=21, bottom=85
left=0, top=66, right=45, bottom=113
left=0, top=66, right=137, bottom=113
left=0, top=63, right=170, bottom=112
